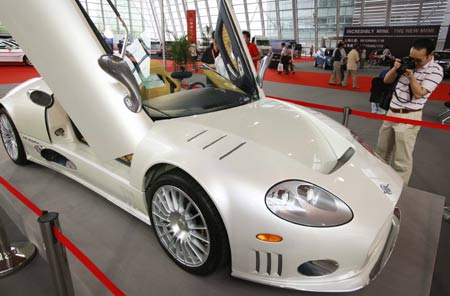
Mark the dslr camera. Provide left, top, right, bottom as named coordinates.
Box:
left=397, top=56, right=416, bottom=75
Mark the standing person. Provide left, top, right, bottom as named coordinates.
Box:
left=329, top=41, right=344, bottom=85
left=342, top=44, right=360, bottom=88
left=280, top=42, right=290, bottom=74
left=376, top=38, right=443, bottom=184
left=242, top=30, right=261, bottom=70
left=310, top=45, right=314, bottom=57
left=117, top=38, right=124, bottom=54
left=297, top=43, right=303, bottom=59
left=288, top=45, right=295, bottom=74
left=360, top=47, right=366, bottom=69
left=381, top=46, right=392, bottom=65
left=201, top=32, right=219, bottom=65
left=201, top=31, right=220, bottom=85
left=340, top=44, right=347, bottom=82
left=189, top=43, right=198, bottom=71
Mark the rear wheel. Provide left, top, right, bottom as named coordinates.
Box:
left=0, top=109, right=28, bottom=165
left=147, top=169, right=229, bottom=275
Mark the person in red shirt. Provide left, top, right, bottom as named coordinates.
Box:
left=242, top=31, right=261, bottom=70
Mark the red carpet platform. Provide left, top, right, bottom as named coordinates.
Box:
left=0, top=66, right=40, bottom=84
left=1, top=64, right=449, bottom=101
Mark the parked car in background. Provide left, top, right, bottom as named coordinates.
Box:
left=252, top=35, right=272, bottom=56
left=149, top=40, right=161, bottom=55
left=0, top=39, right=32, bottom=65
left=434, top=50, right=450, bottom=78
left=314, top=47, right=333, bottom=70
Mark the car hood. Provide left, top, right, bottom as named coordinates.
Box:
left=175, top=97, right=354, bottom=175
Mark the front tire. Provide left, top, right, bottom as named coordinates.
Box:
left=0, top=109, right=28, bottom=165
left=147, top=169, right=229, bottom=275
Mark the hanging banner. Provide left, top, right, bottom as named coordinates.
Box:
left=186, top=10, right=196, bottom=44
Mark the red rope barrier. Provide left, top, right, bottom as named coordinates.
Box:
left=268, top=95, right=345, bottom=113
left=268, top=96, right=450, bottom=132
left=52, top=226, right=126, bottom=296
left=351, top=109, right=450, bottom=131
left=0, top=176, right=125, bottom=295
left=0, top=176, right=43, bottom=216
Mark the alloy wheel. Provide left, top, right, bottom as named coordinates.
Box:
left=152, top=185, right=210, bottom=267
left=0, top=114, right=19, bottom=160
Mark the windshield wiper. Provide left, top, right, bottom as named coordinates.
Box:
left=142, top=105, right=171, bottom=119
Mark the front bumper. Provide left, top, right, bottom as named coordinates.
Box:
left=231, top=209, right=401, bottom=292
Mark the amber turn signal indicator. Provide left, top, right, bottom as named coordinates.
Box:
left=256, top=233, right=283, bottom=242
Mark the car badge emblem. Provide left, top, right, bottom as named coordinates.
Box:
left=380, top=184, right=392, bottom=195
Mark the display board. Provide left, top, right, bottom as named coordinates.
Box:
left=343, top=25, right=440, bottom=57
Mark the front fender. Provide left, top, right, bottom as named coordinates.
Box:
left=0, top=78, right=50, bottom=144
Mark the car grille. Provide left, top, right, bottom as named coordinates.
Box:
left=253, top=250, right=283, bottom=276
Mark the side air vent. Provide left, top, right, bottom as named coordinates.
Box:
left=203, top=135, right=227, bottom=150
left=254, top=250, right=282, bottom=276
left=219, top=142, right=246, bottom=160
left=187, top=130, right=208, bottom=142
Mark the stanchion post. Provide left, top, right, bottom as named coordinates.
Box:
left=342, top=106, right=352, bottom=127
left=38, top=211, right=75, bottom=296
left=0, top=206, right=37, bottom=277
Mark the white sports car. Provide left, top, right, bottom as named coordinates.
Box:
left=0, top=38, right=32, bottom=65
left=0, top=0, right=402, bottom=292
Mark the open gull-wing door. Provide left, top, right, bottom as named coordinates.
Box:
left=214, top=0, right=267, bottom=99
left=0, top=0, right=152, bottom=161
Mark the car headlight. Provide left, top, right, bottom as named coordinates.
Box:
left=265, top=180, right=353, bottom=227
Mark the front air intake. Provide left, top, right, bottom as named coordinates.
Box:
left=254, top=250, right=282, bottom=276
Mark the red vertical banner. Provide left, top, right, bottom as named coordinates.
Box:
left=186, top=10, right=196, bottom=44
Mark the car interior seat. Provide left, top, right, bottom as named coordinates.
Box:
left=140, top=60, right=181, bottom=101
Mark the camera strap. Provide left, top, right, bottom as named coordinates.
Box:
left=393, top=74, right=414, bottom=103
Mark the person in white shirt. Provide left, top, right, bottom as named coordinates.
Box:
left=342, top=44, right=360, bottom=88
left=376, top=38, right=443, bottom=184
left=360, top=47, right=366, bottom=69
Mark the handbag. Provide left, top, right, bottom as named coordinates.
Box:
left=277, top=62, right=284, bottom=72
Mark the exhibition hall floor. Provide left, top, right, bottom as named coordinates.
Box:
left=0, top=66, right=449, bottom=296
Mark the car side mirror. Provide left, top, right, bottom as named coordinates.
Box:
left=257, top=53, right=273, bottom=88
left=98, top=54, right=142, bottom=113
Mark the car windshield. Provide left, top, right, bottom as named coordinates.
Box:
left=76, top=0, right=255, bottom=120
left=435, top=52, right=450, bottom=60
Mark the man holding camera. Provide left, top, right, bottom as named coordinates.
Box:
left=376, top=38, right=443, bottom=184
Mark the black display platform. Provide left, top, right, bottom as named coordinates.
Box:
left=0, top=162, right=444, bottom=296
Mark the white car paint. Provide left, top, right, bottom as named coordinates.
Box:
left=0, top=0, right=403, bottom=292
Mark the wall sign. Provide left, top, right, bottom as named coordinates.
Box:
left=343, top=25, right=440, bottom=57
